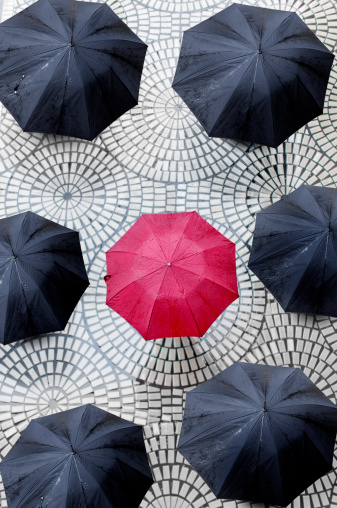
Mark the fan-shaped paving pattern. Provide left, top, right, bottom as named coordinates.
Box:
left=101, top=39, right=251, bottom=182
left=308, top=62, right=337, bottom=159
left=3, top=142, right=132, bottom=253
left=210, top=136, right=337, bottom=243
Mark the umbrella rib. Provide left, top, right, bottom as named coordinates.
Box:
left=172, top=240, right=229, bottom=263
left=74, top=45, right=138, bottom=110
left=6, top=8, right=69, bottom=39
left=282, top=234, right=329, bottom=311
left=18, top=229, right=77, bottom=255
left=173, top=51, right=255, bottom=86
left=70, top=49, right=93, bottom=139
left=236, top=363, right=267, bottom=406
left=15, top=456, right=70, bottom=508
left=14, top=258, right=71, bottom=327
left=249, top=229, right=325, bottom=266
left=70, top=457, right=90, bottom=507
left=263, top=53, right=325, bottom=110
left=73, top=404, right=89, bottom=449
left=179, top=409, right=260, bottom=448
left=42, top=0, right=72, bottom=38
left=216, top=414, right=264, bottom=496
left=106, top=265, right=165, bottom=302
left=142, top=214, right=174, bottom=263
left=79, top=424, right=138, bottom=451
left=208, top=56, right=257, bottom=134
left=266, top=369, right=298, bottom=406
left=171, top=264, right=238, bottom=297
left=0, top=45, right=66, bottom=79
left=268, top=413, right=332, bottom=472
left=107, top=250, right=166, bottom=264
left=259, top=57, right=276, bottom=144
left=195, top=388, right=262, bottom=409
left=270, top=402, right=337, bottom=415
left=20, top=50, right=70, bottom=131
left=261, top=12, right=296, bottom=47
left=167, top=262, right=203, bottom=335
left=0, top=25, right=66, bottom=44
left=32, top=420, right=71, bottom=450
left=161, top=212, right=195, bottom=266
left=76, top=36, right=147, bottom=46
left=72, top=4, right=105, bottom=40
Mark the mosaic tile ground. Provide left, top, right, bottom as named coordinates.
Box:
left=0, top=0, right=337, bottom=507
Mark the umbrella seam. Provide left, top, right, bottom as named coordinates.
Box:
left=262, top=11, right=296, bottom=47
left=106, top=265, right=165, bottom=302
left=170, top=265, right=203, bottom=336
left=20, top=49, right=70, bottom=131
left=178, top=410, right=260, bottom=448
left=171, top=263, right=238, bottom=298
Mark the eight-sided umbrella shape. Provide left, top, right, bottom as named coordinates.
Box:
left=172, top=3, right=334, bottom=147
left=105, top=211, right=238, bottom=340
left=0, top=404, right=153, bottom=508
left=0, top=0, right=147, bottom=140
left=178, top=362, right=337, bottom=506
left=249, top=185, right=337, bottom=317
left=0, top=211, right=89, bottom=344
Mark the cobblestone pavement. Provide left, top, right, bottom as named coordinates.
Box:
left=0, top=0, right=337, bottom=507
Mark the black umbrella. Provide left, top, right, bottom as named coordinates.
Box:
left=172, top=3, right=334, bottom=147
left=0, top=210, right=89, bottom=344
left=178, top=362, right=337, bottom=506
left=249, top=185, right=337, bottom=317
left=0, top=404, right=153, bottom=508
left=0, top=0, right=147, bottom=141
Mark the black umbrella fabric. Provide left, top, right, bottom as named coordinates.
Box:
left=0, top=404, right=153, bottom=508
left=172, top=3, right=334, bottom=147
left=249, top=185, right=337, bottom=317
left=178, top=362, right=337, bottom=506
left=0, top=210, right=89, bottom=345
left=0, top=0, right=147, bottom=140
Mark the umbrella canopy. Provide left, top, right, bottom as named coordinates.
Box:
left=0, top=404, right=153, bottom=508
left=0, top=210, right=89, bottom=344
left=249, top=185, right=337, bottom=317
left=172, top=3, right=334, bottom=147
left=178, top=362, right=337, bottom=506
left=0, top=0, right=147, bottom=140
left=105, top=211, right=238, bottom=340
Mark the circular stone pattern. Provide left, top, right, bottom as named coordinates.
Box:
left=140, top=423, right=225, bottom=508
left=0, top=329, right=144, bottom=457
left=84, top=221, right=265, bottom=388
left=101, top=38, right=251, bottom=183
left=132, top=0, right=257, bottom=13
left=0, top=107, right=43, bottom=169
left=211, top=134, right=337, bottom=242
left=308, top=62, right=337, bottom=159
left=3, top=141, right=131, bottom=253
left=0, top=332, right=112, bottom=457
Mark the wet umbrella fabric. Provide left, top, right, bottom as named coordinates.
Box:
left=249, top=185, right=337, bottom=317
left=0, top=211, right=89, bottom=344
left=178, top=362, right=337, bottom=506
left=0, top=0, right=147, bottom=140
left=105, top=211, right=238, bottom=340
left=172, top=3, right=334, bottom=147
left=0, top=404, right=153, bottom=508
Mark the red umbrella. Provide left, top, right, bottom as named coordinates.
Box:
left=105, top=212, right=238, bottom=340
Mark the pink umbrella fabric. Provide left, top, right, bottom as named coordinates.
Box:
left=105, top=212, right=238, bottom=340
